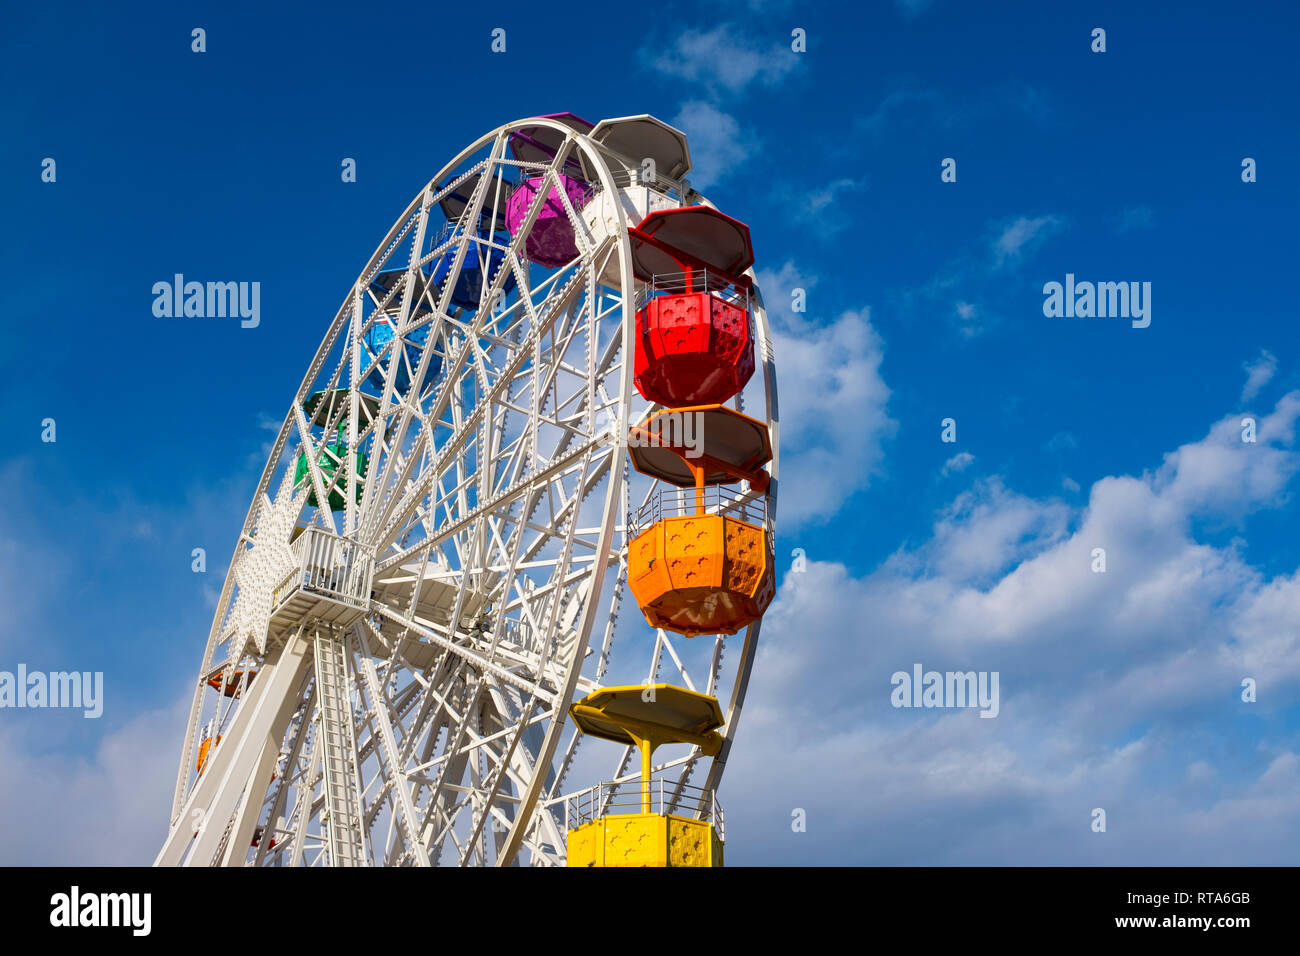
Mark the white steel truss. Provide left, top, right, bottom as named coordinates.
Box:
left=157, top=116, right=780, bottom=867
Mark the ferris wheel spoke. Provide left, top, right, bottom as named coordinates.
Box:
left=165, top=114, right=775, bottom=866
left=654, top=631, right=697, bottom=693
left=413, top=548, right=582, bottom=863
left=354, top=633, right=432, bottom=867
left=359, top=181, right=527, bottom=539
left=375, top=437, right=609, bottom=575
left=508, top=444, right=616, bottom=562
left=369, top=264, right=598, bottom=549
left=291, top=403, right=339, bottom=537
left=451, top=683, right=551, bottom=865
left=370, top=604, right=557, bottom=705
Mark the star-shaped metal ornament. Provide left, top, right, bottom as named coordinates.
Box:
left=226, top=468, right=308, bottom=656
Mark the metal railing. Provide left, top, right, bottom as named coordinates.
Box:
left=430, top=218, right=511, bottom=251
left=586, top=166, right=689, bottom=201
left=434, top=218, right=467, bottom=246
left=629, top=484, right=769, bottom=541
left=272, top=528, right=374, bottom=611
left=562, top=779, right=724, bottom=840
left=634, top=269, right=750, bottom=312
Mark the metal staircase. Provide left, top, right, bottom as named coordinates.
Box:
left=313, top=630, right=369, bottom=866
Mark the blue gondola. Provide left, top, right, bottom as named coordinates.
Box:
left=360, top=228, right=513, bottom=393
left=430, top=227, right=515, bottom=310
left=361, top=313, right=442, bottom=395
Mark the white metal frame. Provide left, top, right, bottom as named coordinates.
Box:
left=156, top=115, right=780, bottom=867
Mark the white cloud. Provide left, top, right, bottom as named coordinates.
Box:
left=992, top=215, right=1065, bottom=268
left=777, top=177, right=869, bottom=236
left=0, top=455, right=268, bottom=865
left=1241, top=349, right=1278, bottom=403
left=758, top=262, right=896, bottom=527
left=942, top=451, right=975, bottom=476
left=0, top=460, right=91, bottom=658
left=648, top=25, right=796, bottom=94
left=722, top=391, right=1300, bottom=863
left=1047, top=431, right=1078, bottom=453
left=907, top=213, right=1068, bottom=339
left=672, top=101, right=748, bottom=190
left=758, top=260, right=817, bottom=325
left=1151, top=391, right=1300, bottom=516
left=803, top=178, right=863, bottom=214
left=0, top=690, right=189, bottom=864
left=896, top=478, right=1071, bottom=585
left=953, top=301, right=981, bottom=337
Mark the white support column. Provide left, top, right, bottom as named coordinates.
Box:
left=219, top=738, right=281, bottom=867
left=156, top=631, right=313, bottom=866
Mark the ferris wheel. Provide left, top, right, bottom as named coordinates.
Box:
left=155, top=113, right=779, bottom=867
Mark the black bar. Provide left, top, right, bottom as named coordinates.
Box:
left=3, top=865, right=1286, bottom=941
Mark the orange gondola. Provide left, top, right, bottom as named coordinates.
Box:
left=196, top=735, right=222, bottom=775
left=207, top=669, right=257, bottom=698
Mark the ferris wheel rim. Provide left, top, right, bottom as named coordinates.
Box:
left=164, top=114, right=777, bottom=866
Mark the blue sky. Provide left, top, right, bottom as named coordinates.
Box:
left=2, top=0, right=1299, bottom=864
